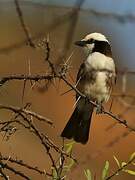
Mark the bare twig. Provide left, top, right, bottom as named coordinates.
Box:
left=44, top=36, right=56, bottom=74
left=0, top=161, right=30, bottom=180
left=0, top=104, right=53, bottom=125
left=0, top=74, right=56, bottom=86
left=0, top=155, right=51, bottom=177
left=14, top=0, right=35, bottom=48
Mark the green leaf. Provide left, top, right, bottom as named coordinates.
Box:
left=84, top=169, right=92, bottom=180
left=65, top=141, right=75, bottom=154
left=129, top=152, right=135, bottom=161
left=121, top=162, right=127, bottom=167
left=51, top=167, right=58, bottom=179
left=102, top=161, right=109, bottom=180
left=113, top=155, right=120, bottom=168
left=68, top=159, right=75, bottom=169
left=124, top=169, right=135, bottom=175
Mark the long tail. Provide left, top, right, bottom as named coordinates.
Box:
left=61, top=99, right=94, bottom=144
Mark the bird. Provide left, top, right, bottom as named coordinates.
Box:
left=61, top=32, right=116, bottom=144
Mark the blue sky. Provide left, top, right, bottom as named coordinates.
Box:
left=27, top=0, right=135, bottom=14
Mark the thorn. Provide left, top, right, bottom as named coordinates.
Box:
left=73, top=96, right=81, bottom=108
left=64, top=51, right=74, bottom=65
left=28, top=59, right=33, bottom=86
left=30, top=81, right=37, bottom=90
left=75, top=76, right=82, bottom=87
left=60, top=88, right=73, bottom=96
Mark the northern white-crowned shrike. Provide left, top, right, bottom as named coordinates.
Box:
left=61, top=32, right=116, bottom=144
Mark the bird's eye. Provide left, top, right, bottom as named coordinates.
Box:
left=86, top=38, right=94, bottom=44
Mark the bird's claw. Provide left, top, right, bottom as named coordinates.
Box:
left=96, top=104, right=104, bottom=114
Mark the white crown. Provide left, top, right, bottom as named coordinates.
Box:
left=83, top=32, right=109, bottom=42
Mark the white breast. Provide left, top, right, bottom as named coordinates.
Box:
left=83, top=52, right=115, bottom=102
left=86, top=52, right=115, bottom=71
left=84, top=72, right=109, bottom=102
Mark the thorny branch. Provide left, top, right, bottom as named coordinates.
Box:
left=0, top=42, right=135, bottom=178
left=0, top=155, right=51, bottom=177
left=0, top=74, right=56, bottom=85
left=0, top=104, right=53, bottom=125
left=0, top=54, right=134, bottom=179
left=44, top=36, right=56, bottom=74
left=1, top=72, right=135, bottom=132
left=0, top=160, right=30, bottom=180
left=0, top=105, right=76, bottom=178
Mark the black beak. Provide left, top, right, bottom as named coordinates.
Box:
left=74, top=40, right=86, bottom=47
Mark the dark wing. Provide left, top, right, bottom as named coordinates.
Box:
left=77, top=63, right=86, bottom=82
left=76, top=63, right=97, bottom=98
left=76, top=63, right=86, bottom=100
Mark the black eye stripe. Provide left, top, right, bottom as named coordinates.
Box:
left=86, top=38, right=94, bottom=44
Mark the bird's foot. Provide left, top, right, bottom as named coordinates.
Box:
left=96, top=104, right=104, bottom=114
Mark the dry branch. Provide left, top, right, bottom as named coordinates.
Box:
left=0, top=104, right=53, bottom=126
left=0, top=155, right=51, bottom=177
left=14, top=0, right=35, bottom=48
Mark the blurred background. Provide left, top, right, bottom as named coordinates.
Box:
left=0, top=0, right=135, bottom=179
